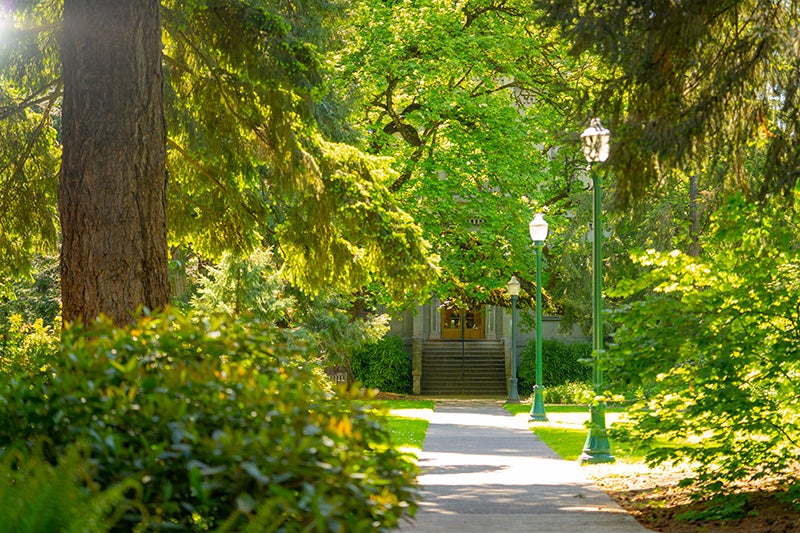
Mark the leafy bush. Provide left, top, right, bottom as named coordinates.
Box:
left=0, top=256, right=61, bottom=384
left=607, top=194, right=800, bottom=500
left=351, top=335, right=412, bottom=393
left=0, top=314, right=58, bottom=381
left=518, top=339, right=591, bottom=395
left=0, top=254, right=60, bottom=328
left=539, top=381, right=595, bottom=404
left=0, top=442, right=138, bottom=533
left=0, top=311, right=419, bottom=531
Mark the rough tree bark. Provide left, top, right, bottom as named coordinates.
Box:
left=59, top=0, right=169, bottom=325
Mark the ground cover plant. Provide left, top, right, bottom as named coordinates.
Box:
left=384, top=417, right=428, bottom=451
left=370, top=400, right=435, bottom=411
left=505, top=403, right=627, bottom=415
left=0, top=443, right=138, bottom=533
left=0, top=310, right=419, bottom=531
left=0, top=314, right=58, bottom=379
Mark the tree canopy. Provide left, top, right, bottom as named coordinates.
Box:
left=0, top=0, right=437, bottom=317
left=534, top=0, right=800, bottom=205
left=334, top=0, right=596, bottom=307
left=161, top=0, right=437, bottom=297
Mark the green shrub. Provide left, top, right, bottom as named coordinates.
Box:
left=0, top=314, right=59, bottom=381
left=0, top=311, right=419, bottom=531
left=540, top=381, right=595, bottom=404
left=0, top=442, right=138, bottom=533
left=0, top=254, right=61, bottom=329
left=351, top=335, right=412, bottom=393
left=518, top=339, right=591, bottom=394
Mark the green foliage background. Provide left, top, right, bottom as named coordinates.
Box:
left=0, top=0, right=437, bottom=302
left=335, top=0, right=599, bottom=309
left=534, top=0, right=800, bottom=205
left=351, top=335, right=412, bottom=394
left=608, top=192, right=800, bottom=498
left=517, top=339, right=591, bottom=396
left=5, top=0, right=800, bottom=515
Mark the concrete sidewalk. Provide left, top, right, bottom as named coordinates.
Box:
left=399, top=400, right=651, bottom=532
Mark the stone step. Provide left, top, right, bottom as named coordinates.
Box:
left=421, top=380, right=506, bottom=395
left=421, top=340, right=506, bottom=395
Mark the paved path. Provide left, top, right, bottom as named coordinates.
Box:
left=399, top=400, right=651, bottom=532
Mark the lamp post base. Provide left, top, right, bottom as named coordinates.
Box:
left=529, top=385, right=548, bottom=422
left=578, top=403, right=615, bottom=464
left=507, top=377, right=520, bottom=403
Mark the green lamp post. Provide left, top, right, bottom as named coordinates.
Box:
left=578, top=118, right=615, bottom=465
left=506, top=275, right=521, bottom=403
left=529, top=213, right=549, bottom=422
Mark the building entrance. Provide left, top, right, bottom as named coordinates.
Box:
left=441, top=307, right=485, bottom=340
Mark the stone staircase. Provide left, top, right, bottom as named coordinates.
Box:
left=421, top=340, right=507, bottom=396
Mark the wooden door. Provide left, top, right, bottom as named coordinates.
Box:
left=441, top=307, right=485, bottom=339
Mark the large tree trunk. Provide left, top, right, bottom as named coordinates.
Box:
left=59, top=0, right=169, bottom=325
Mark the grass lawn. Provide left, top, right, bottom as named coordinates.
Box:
left=362, top=400, right=655, bottom=460
left=503, top=403, right=648, bottom=462
left=503, top=403, right=627, bottom=415
left=365, top=399, right=435, bottom=410
left=385, top=416, right=429, bottom=450
left=358, top=399, right=433, bottom=452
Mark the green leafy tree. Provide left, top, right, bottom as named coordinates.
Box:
left=608, top=193, right=800, bottom=499
left=161, top=0, right=437, bottom=300
left=1, top=0, right=435, bottom=324
left=191, top=248, right=292, bottom=323
left=533, top=0, right=800, bottom=205
left=190, top=248, right=390, bottom=368
left=551, top=167, right=719, bottom=334
left=335, top=0, right=595, bottom=305
left=333, top=0, right=705, bottom=334
left=0, top=2, right=61, bottom=279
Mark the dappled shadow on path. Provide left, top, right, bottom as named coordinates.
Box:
left=400, top=401, right=648, bottom=531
